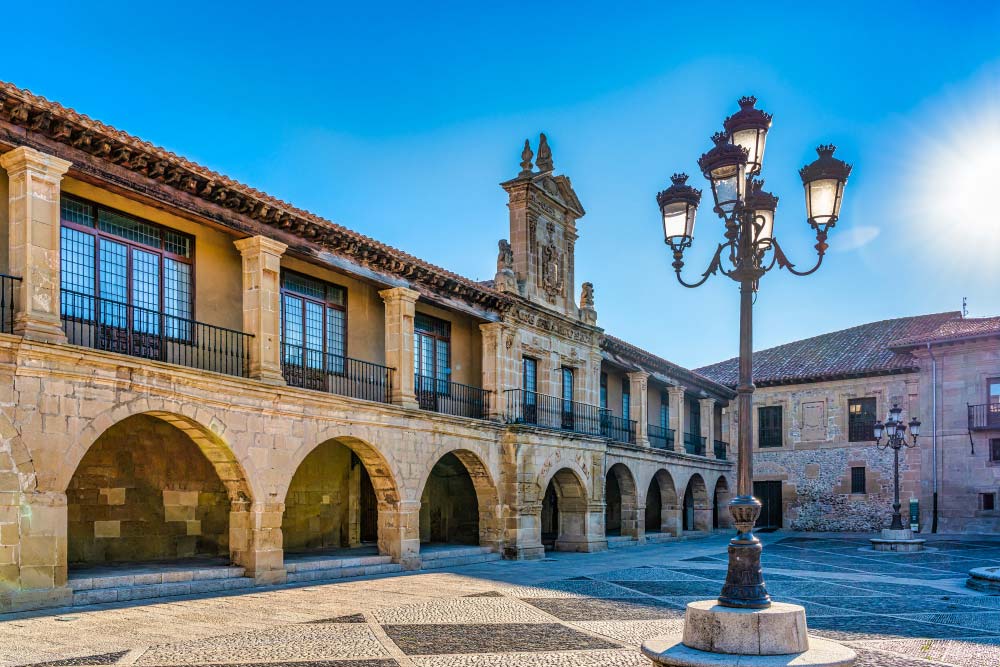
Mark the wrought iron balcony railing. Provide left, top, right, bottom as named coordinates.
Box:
left=282, top=343, right=393, bottom=404
left=714, top=439, right=728, bottom=460
left=684, top=431, right=706, bottom=456
left=417, top=374, right=491, bottom=420
left=601, top=413, right=637, bottom=444
left=847, top=418, right=876, bottom=442
left=969, top=403, right=1000, bottom=431
left=0, top=274, right=20, bottom=335
left=648, top=423, right=675, bottom=450
left=505, top=389, right=605, bottom=437
left=60, top=290, right=252, bottom=377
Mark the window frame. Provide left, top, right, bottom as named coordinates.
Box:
left=850, top=466, right=866, bottom=494
left=758, top=405, right=783, bottom=448
left=561, top=367, right=575, bottom=429
left=600, top=372, right=608, bottom=410
left=990, top=438, right=1000, bottom=463
left=989, top=378, right=1000, bottom=404
left=59, top=194, right=196, bottom=341
left=660, top=391, right=670, bottom=430
left=981, top=492, right=996, bottom=512
left=848, top=397, right=878, bottom=443
left=279, top=269, right=348, bottom=375
left=414, top=312, right=452, bottom=395
left=621, top=378, right=631, bottom=419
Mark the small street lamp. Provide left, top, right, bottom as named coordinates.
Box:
left=656, top=96, right=851, bottom=610
left=873, top=404, right=921, bottom=531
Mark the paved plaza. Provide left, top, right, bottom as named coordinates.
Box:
left=3, top=533, right=1000, bottom=667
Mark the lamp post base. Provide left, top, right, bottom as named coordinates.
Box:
left=718, top=496, right=771, bottom=608
left=870, top=528, right=925, bottom=552
left=641, top=602, right=856, bottom=666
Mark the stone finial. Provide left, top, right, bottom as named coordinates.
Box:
left=536, top=133, right=553, bottom=173
left=519, top=139, right=534, bottom=176
left=494, top=239, right=517, bottom=293
left=579, top=281, right=597, bottom=325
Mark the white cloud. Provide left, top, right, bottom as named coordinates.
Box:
left=831, top=225, right=880, bottom=252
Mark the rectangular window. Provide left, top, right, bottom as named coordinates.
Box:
left=622, top=379, right=631, bottom=418
left=414, top=312, right=450, bottom=395
left=59, top=195, right=194, bottom=341
left=982, top=493, right=996, bottom=512
left=561, top=367, right=575, bottom=429
left=660, top=391, right=670, bottom=429
left=848, top=398, right=877, bottom=442
left=992, top=439, right=1000, bottom=463
left=522, top=357, right=538, bottom=423
left=989, top=379, right=1000, bottom=404
left=600, top=372, right=608, bottom=410
left=850, top=466, right=866, bottom=494
left=758, top=406, right=783, bottom=448
left=280, top=271, right=347, bottom=381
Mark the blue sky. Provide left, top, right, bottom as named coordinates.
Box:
left=10, top=1, right=1000, bottom=367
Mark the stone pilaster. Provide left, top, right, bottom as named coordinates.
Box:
left=480, top=322, right=515, bottom=415
left=379, top=287, right=420, bottom=409
left=667, top=386, right=686, bottom=452
left=378, top=499, right=421, bottom=569
left=628, top=371, right=650, bottom=446
left=0, top=147, right=72, bottom=343
left=233, top=236, right=288, bottom=385
left=700, top=397, right=717, bottom=458
left=230, top=500, right=286, bottom=585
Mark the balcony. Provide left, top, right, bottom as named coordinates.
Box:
left=504, top=389, right=605, bottom=437
left=602, top=414, right=637, bottom=445
left=60, top=290, right=252, bottom=378
left=970, top=403, right=1000, bottom=431
left=684, top=431, right=706, bottom=456
left=282, top=343, right=393, bottom=404
left=648, top=423, right=675, bottom=450
left=416, top=375, right=491, bottom=420
left=0, top=274, right=19, bottom=334
left=714, top=439, right=728, bottom=460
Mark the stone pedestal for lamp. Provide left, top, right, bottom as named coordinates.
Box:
left=870, top=528, right=925, bottom=553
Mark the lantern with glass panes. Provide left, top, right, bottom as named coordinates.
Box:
left=873, top=404, right=921, bottom=531
left=654, top=96, right=852, bottom=610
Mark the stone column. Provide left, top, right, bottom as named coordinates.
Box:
left=700, top=397, right=717, bottom=458
left=0, top=147, right=72, bottom=343
left=627, top=371, right=650, bottom=446
left=667, top=386, right=686, bottom=452
left=2, top=491, right=72, bottom=612
left=234, top=236, right=288, bottom=385
left=480, top=322, right=514, bottom=418
left=229, top=500, right=286, bottom=585
left=379, top=287, right=420, bottom=409
left=378, top=499, right=421, bottom=569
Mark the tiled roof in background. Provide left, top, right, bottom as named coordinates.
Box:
left=695, top=312, right=962, bottom=387
left=890, top=316, right=1000, bottom=348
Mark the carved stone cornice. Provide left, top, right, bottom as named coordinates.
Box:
left=0, top=82, right=512, bottom=315
left=505, top=295, right=602, bottom=347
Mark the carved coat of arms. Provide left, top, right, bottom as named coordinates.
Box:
left=542, top=245, right=563, bottom=298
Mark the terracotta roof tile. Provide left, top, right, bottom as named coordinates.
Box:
left=601, top=334, right=736, bottom=398
left=890, top=316, right=1000, bottom=348
left=695, top=312, right=961, bottom=387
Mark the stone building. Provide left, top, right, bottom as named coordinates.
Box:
left=697, top=312, right=1000, bottom=535
left=0, top=83, right=734, bottom=612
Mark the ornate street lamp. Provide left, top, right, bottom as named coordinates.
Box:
left=655, top=96, right=851, bottom=609
left=873, top=404, right=921, bottom=531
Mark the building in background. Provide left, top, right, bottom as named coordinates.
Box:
left=0, top=82, right=733, bottom=612
left=697, top=313, right=1000, bottom=534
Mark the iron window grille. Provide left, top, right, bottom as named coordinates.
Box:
left=981, top=493, right=996, bottom=512
left=414, top=312, right=451, bottom=398
left=850, top=466, right=866, bottom=494
left=758, top=406, right=783, bottom=448
left=280, top=270, right=347, bottom=384
left=848, top=397, right=877, bottom=442
left=992, top=439, right=1000, bottom=463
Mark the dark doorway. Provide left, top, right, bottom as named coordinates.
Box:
left=683, top=483, right=695, bottom=530
left=541, top=481, right=559, bottom=549
left=753, top=480, right=783, bottom=529
left=605, top=469, right=622, bottom=536
left=420, top=452, right=480, bottom=545
left=645, top=478, right=662, bottom=532
left=359, top=461, right=378, bottom=543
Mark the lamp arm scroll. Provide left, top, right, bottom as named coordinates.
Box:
left=674, top=242, right=729, bottom=289
left=770, top=231, right=827, bottom=277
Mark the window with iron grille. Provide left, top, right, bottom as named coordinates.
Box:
left=600, top=372, right=608, bottom=410
left=622, top=378, right=630, bottom=418
left=848, top=398, right=877, bottom=442
left=523, top=357, right=537, bottom=393
left=59, top=195, right=194, bottom=339
left=758, top=406, right=783, bottom=448
left=414, top=312, right=450, bottom=394
left=281, top=271, right=347, bottom=377
left=991, top=439, right=1000, bottom=463
left=850, top=466, right=866, bottom=494
left=981, top=493, right=996, bottom=512
left=561, top=367, right=575, bottom=428
left=660, top=391, right=670, bottom=429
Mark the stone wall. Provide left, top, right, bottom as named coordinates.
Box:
left=282, top=442, right=352, bottom=551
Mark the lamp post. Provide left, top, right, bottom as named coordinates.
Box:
left=873, top=404, right=921, bottom=531
left=656, top=96, right=851, bottom=609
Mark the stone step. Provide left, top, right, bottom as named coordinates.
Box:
left=286, top=562, right=402, bottom=583
left=607, top=536, right=638, bottom=549
left=285, top=554, right=392, bottom=574
left=70, top=570, right=251, bottom=606
left=644, top=532, right=678, bottom=543
left=419, top=547, right=500, bottom=570
left=69, top=565, right=246, bottom=592
left=420, top=546, right=495, bottom=561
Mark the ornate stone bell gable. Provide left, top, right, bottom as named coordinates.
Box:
left=499, top=134, right=586, bottom=321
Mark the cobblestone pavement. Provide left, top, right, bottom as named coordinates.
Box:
left=3, top=534, right=1000, bottom=667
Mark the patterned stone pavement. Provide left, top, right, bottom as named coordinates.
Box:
left=3, top=534, right=1000, bottom=667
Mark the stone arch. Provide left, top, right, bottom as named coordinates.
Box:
left=418, top=448, right=500, bottom=550
left=682, top=473, right=710, bottom=532
left=540, top=467, right=590, bottom=552
left=604, top=463, right=639, bottom=539
left=646, top=468, right=680, bottom=537
left=282, top=435, right=402, bottom=559
left=65, top=410, right=255, bottom=568
left=713, top=475, right=733, bottom=530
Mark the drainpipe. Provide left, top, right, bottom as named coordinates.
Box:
left=928, top=342, right=938, bottom=533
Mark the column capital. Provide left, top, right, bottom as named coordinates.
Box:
left=0, top=146, right=71, bottom=181
left=667, top=384, right=687, bottom=397
left=379, top=286, right=420, bottom=304
left=698, top=396, right=717, bottom=407
left=234, top=235, right=288, bottom=257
